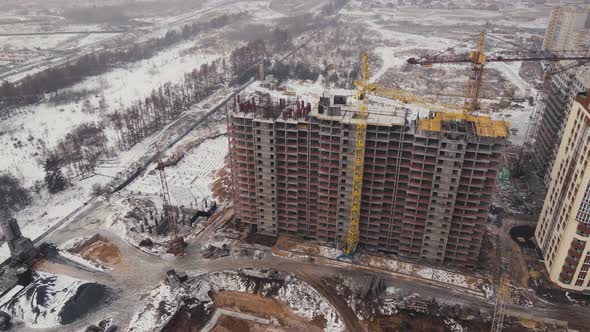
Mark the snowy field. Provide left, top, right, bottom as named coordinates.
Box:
left=0, top=28, right=120, bottom=51
left=122, top=132, right=229, bottom=208
left=0, top=40, right=222, bottom=187
left=61, top=40, right=220, bottom=110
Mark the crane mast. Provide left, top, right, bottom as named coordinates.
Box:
left=343, top=54, right=371, bottom=255
left=407, top=32, right=590, bottom=116
left=342, top=53, right=512, bottom=255
left=465, top=32, right=487, bottom=113
left=156, top=150, right=184, bottom=256
left=157, top=161, right=177, bottom=237
left=491, top=277, right=510, bottom=332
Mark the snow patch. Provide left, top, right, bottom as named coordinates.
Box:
left=58, top=235, right=93, bottom=251
left=445, top=318, right=466, bottom=332
left=129, top=270, right=345, bottom=332
left=58, top=251, right=107, bottom=272
left=127, top=283, right=179, bottom=332
left=1, top=272, right=104, bottom=329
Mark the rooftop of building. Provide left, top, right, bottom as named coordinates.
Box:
left=419, top=111, right=510, bottom=138
left=231, top=81, right=510, bottom=138
left=310, top=95, right=409, bottom=127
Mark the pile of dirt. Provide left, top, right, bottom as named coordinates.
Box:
left=155, top=269, right=343, bottom=332
left=60, top=283, right=107, bottom=325
left=274, top=236, right=315, bottom=254
left=213, top=315, right=250, bottom=332
left=2, top=272, right=107, bottom=328
left=76, top=236, right=121, bottom=267
left=212, top=159, right=232, bottom=204
left=213, top=291, right=324, bottom=332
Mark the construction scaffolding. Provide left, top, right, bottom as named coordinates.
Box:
left=418, top=112, right=510, bottom=138
left=228, top=88, right=508, bottom=268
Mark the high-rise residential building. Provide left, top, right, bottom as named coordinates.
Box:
left=535, top=89, right=590, bottom=291
left=543, top=6, right=590, bottom=51
left=228, top=94, right=508, bottom=268
left=532, top=5, right=590, bottom=184
left=533, top=67, right=590, bottom=184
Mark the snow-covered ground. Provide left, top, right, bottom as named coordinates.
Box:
left=0, top=82, right=235, bottom=264
left=64, top=43, right=220, bottom=111
left=0, top=27, right=230, bottom=258
left=122, top=131, right=228, bottom=209
left=0, top=40, right=222, bottom=187
left=58, top=251, right=108, bottom=272
left=279, top=239, right=487, bottom=294
left=360, top=254, right=487, bottom=294
left=0, top=272, right=105, bottom=329
left=495, top=104, right=534, bottom=145
left=98, top=123, right=229, bottom=256
left=59, top=235, right=94, bottom=251
left=0, top=179, right=109, bottom=262
left=0, top=108, right=102, bottom=184
left=128, top=269, right=345, bottom=332
left=331, top=274, right=398, bottom=320
left=126, top=282, right=179, bottom=332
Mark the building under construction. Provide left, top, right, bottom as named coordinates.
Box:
left=228, top=93, right=509, bottom=268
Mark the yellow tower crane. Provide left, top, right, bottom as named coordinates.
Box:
left=342, top=54, right=371, bottom=255
left=407, top=31, right=590, bottom=114
left=464, top=31, right=487, bottom=113
left=491, top=277, right=510, bottom=332
left=342, top=54, right=510, bottom=256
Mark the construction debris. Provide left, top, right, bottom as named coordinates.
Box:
left=201, top=244, right=230, bottom=259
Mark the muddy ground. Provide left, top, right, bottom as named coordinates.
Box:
left=211, top=158, right=233, bottom=204
left=212, top=291, right=325, bottom=331
left=77, top=235, right=122, bottom=267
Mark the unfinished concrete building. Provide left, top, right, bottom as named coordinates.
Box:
left=228, top=94, right=508, bottom=268
left=533, top=66, right=590, bottom=184
left=535, top=90, right=590, bottom=291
